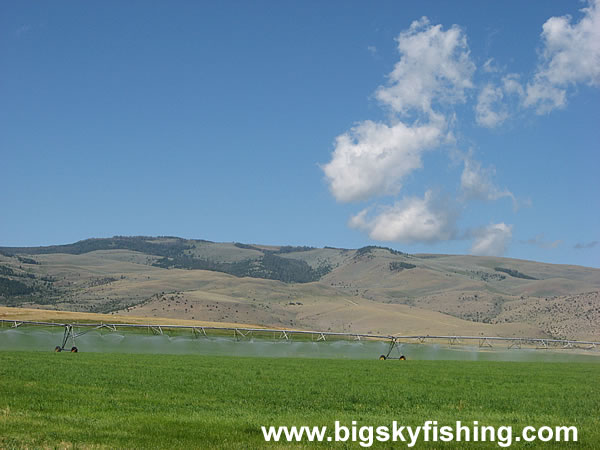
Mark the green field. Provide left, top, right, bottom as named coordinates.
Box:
left=0, top=352, right=598, bottom=448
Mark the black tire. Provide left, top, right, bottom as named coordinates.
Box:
left=70, top=346, right=78, bottom=353
left=54, top=346, right=62, bottom=352
left=379, top=355, right=387, bottom=360
left=399, top=355, right=406, bottom=361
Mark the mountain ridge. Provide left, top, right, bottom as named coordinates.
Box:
left=1, top=236, right=598, bottom=341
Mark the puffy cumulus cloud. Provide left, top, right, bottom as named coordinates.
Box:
left=460, top=157, right=516, bottom=207
left=525, top=0, right=600, bottom=113
left=375, top=17, right=475, bottom=117
left=476, top=1, right=600, bottom=121
left=322, top=120, right=443, bottom=203
left=475, top=84, right=508, bottom=128
left=520, top=234, right=562, bottom=249
left=473, top=75, right=524, bottom=129
left=502, top=74, right=525, bottom=97
left=349, top=191, right=457, bottom=243
left=523, top=80, right=567, bottom=113
left=323, top=16, right=474, bottom=205
left=323, top=16, right=528, bottom=248
left=470, top=223, right=513, bottom=256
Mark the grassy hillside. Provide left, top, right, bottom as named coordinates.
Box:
left=0, top=237, right=599, bottom=340
left=0, top=352, right=598, bottom=448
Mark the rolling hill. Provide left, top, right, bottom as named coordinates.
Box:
left=1, top=236, right=599, bottom=340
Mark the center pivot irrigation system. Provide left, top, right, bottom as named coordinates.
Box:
left=2, top=319, right=599, bottom=359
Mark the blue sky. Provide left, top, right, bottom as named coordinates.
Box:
left=1, top=1, right=599, bottom=268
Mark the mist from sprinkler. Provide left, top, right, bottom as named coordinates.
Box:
left=1, top=328, right=598, bottom=362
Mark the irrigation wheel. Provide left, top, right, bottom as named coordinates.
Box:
left=70, top=346, right=78, bottom=353
left=379, top=355, right=387, bottom=360
left=54, top=346, right=62, bottom=352
left=399, top=355, right=406, bottom=361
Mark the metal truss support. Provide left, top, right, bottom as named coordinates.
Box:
left=192, top=327, right=207, bottom=338
left=150, top=325, right=163, bottom=335
left=234, top=329, right=252, bottom=340
left=61, top=324, right=76, bottom=349
left=479, top=337, right=493, bottom=348
left=11, top=321, right=23, bottom=328
left=383, top=338, right=406, bottom=359
left=449, top=336, right=460, bottom=346
left=353, top=335, right=361, bottom=341
left=278, top=330, right=289, bottom=340
left=508, top=339, right=522, bottom=349
left=98, top=323, right=117, bottom=333
left=417, top=337, right=426, bottom=344
left=536, top=339, right=549, bottom=350
left=316, top=332, right=327, bottom=342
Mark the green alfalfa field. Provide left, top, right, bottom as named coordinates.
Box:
left=0, top=351, right=599, bottom=448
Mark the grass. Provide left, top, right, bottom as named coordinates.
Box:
left=0, top=352, right=599, bottom=448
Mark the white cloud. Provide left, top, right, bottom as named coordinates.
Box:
left=322, top=120, right=444, bottom=203
left=524, top=81, right=567, bottom=114
left=502, top=73, right=525, bottom=97
left=476, top=2, right=600, bottom=120
left=482, top=58, right=499, bottom=74
left=525, top=0, right=600, bottom=113
left=474, top=75, right=524, bottom=128
left=460, top=157, right=516, bottom=206
left=470, top=223, right=513, bottom=256
left=323, top=16, right=477, bottom=204
left=475, top=84, right=508, bottom=127
left=349, top=191, right=457, bottom=243
left=375, top=17, right=475, bottom=117
left=323, top=16, right=533, bottom=250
